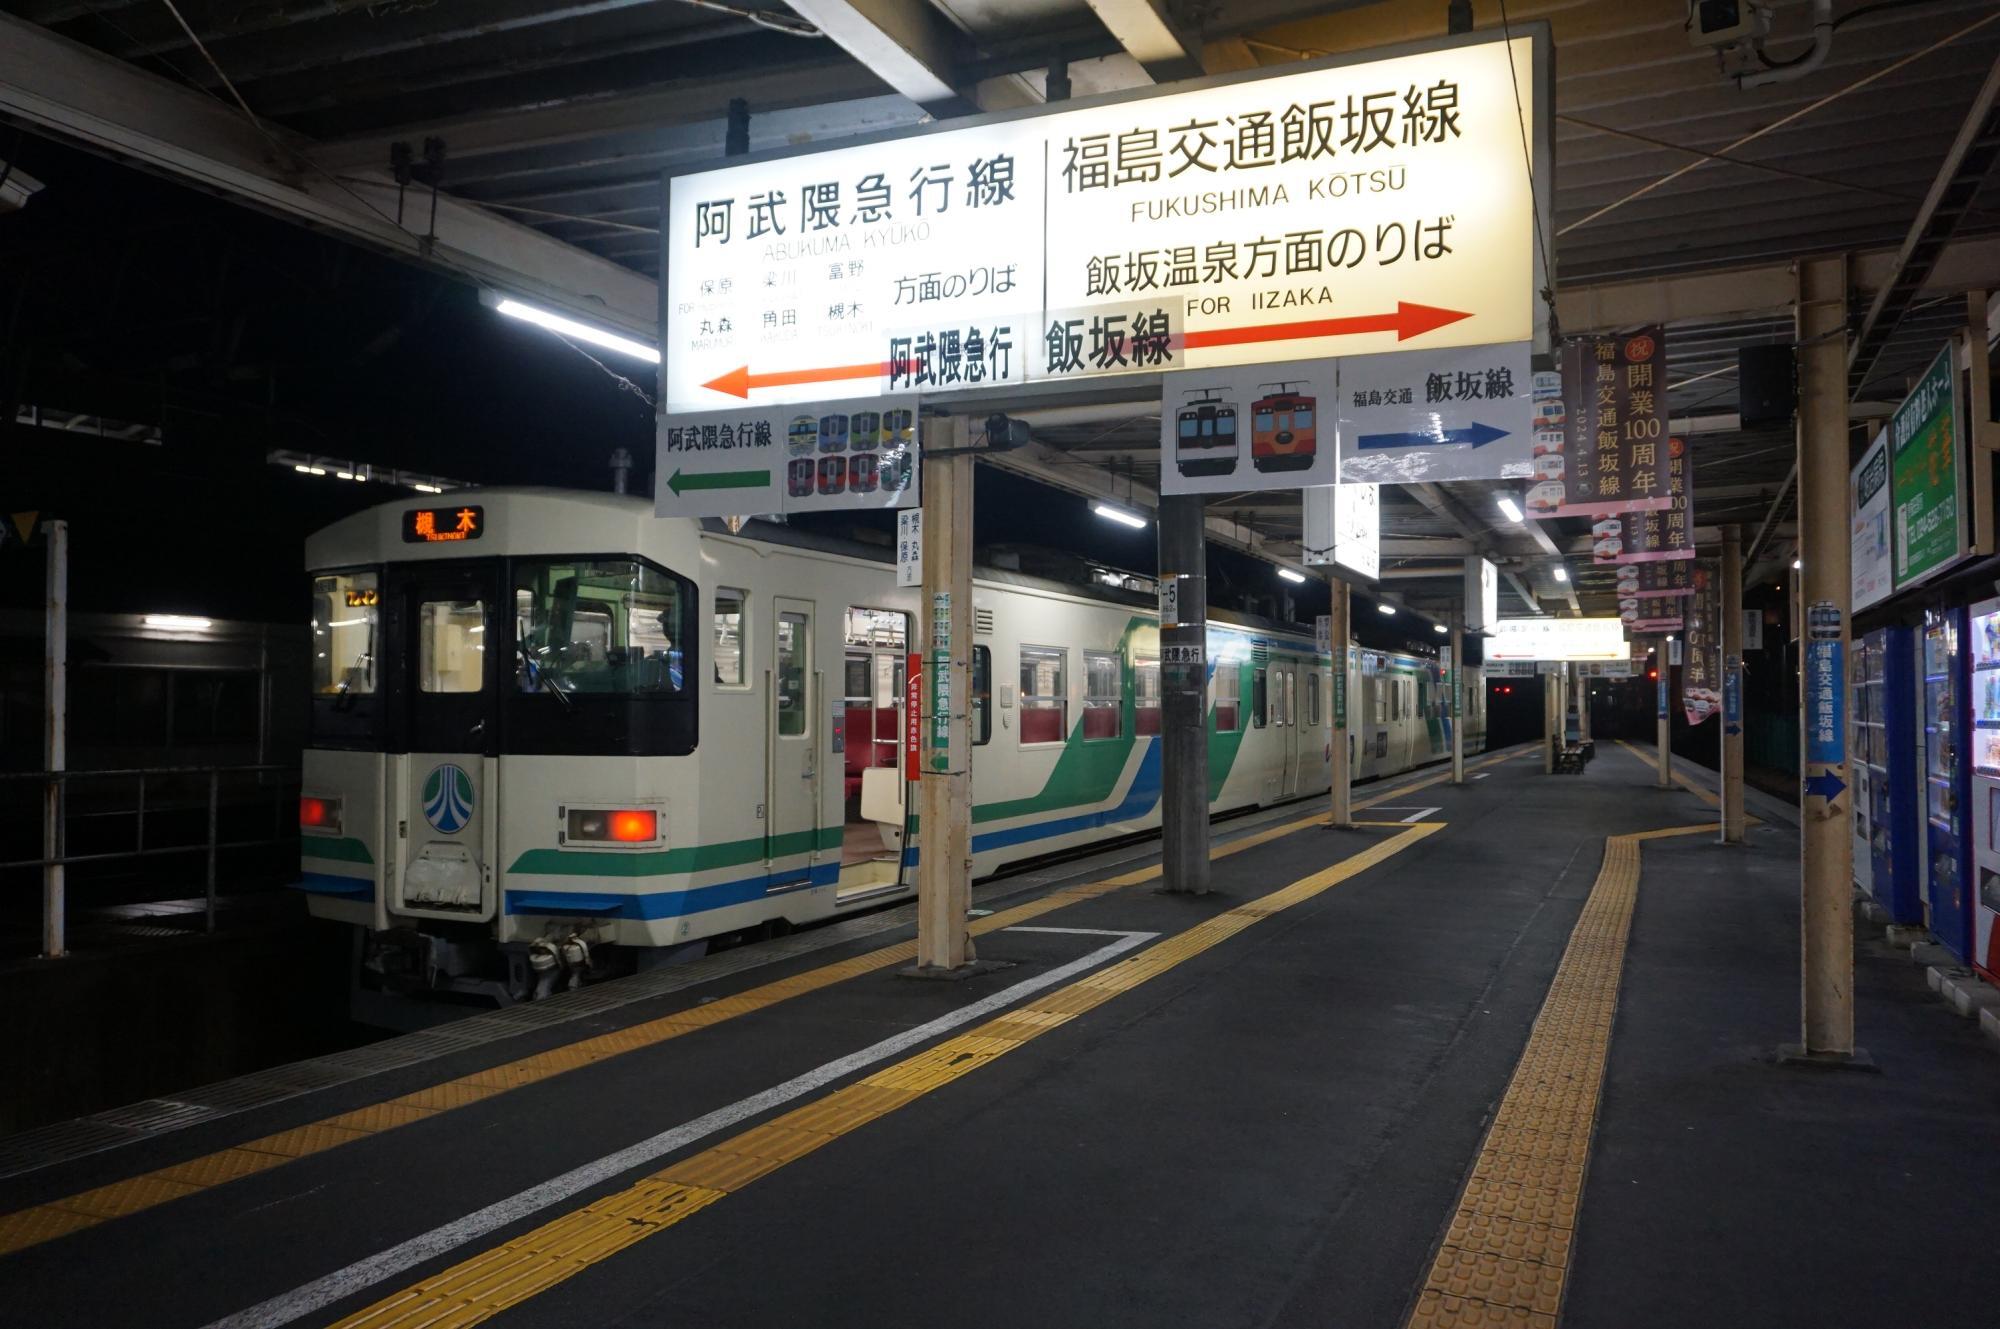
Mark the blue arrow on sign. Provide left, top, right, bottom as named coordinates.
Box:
left=1356, top=421, right=1511, bottom=450
left=1803, top=770, right=1846, bottom=801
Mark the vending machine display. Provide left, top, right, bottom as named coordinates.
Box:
left=1925, top=606, right=1973, bottom=961
left=1852, top=635, right=1879, bottom=896
left=1855, top=626, right=1921, bottom=924
left=1970, top=598, right=2000, bottom=979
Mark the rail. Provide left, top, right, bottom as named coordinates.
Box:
left=3, top=763, right=300, bottom=953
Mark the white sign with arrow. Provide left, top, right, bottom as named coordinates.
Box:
left=1334, top=340, right=1533, bottom=483
left=654, top=399, right=921, bottom=519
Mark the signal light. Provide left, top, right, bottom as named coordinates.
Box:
left=1648, top=669, right=1659, bottom=680
left=299, top=796, right=342, bottom=834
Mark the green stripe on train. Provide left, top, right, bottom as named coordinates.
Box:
left=303, top=836, right=374, bottom=865
left=508, top=825, right=844, bottom=878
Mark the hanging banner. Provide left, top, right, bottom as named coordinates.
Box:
left=1681, top=560, right=1721, bottom=724
left=655, top=400, right=919, bottom=518
left=1530, top=327, right=1673, bottom=519
left=1162, top=361, right=1337, bottom=493
left=1334, top=340, right=1534, bottom=483
left=662, top=29, right=1551, bottom=415
left=1851, top=428, right=1892, bottom=611
left=1889, top=341, right=1966, bottom=591
left=1592, top=437, right=1693, bottom=563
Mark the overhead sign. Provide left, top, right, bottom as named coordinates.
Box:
left=1335, top=340, right=1533, bottom=482
left=1851, top=428, right=1892, bottom=611
left=654, top=400, right=919, bottom=518
left=1532, top=328, right=1672, bottom=519
left=1485, top=616, right=1627, bottom=662
left=661, top=30, right=1548, bottom=414
left=1302, top=481, right=1381, bottom=580
left=1890, top=341, right=1966, bottom=591
left=1161, top=361, right=1336, bottom=493
left=1466, top=557, right=1497, bottom=633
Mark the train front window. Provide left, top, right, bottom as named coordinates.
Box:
left=1293, top=408, right=1314, bottom=428
left=312, top=570, right=378, bottom=696
left=514, top=559, right=690, bottom=695
left=419, top=600, right=486, bottom=693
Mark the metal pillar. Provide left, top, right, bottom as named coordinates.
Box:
left=1327, top=579, right=1352, bottom=827
left=1542, top=667, right=1556, bottom=773
left=1656, top=636, right=1673, bottom=788
left=1158, top=492, right=1211, bottom=893
left=914, top=420, right=975, bottom=971
left=1794, top=254, right=1856, bottom=1058
left=1577, top=671, right=1592, bottom=744
left=1449, top=610, right=1465, bottom=785
left=42, top=518, right=66, bottom=960
left=1721, top=525, right=1747, bottom=842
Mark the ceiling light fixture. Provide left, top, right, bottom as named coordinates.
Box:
left=1378, top=603, right=1397, bottom=616
left=492, top=296, right=660, bottom=364
left=1277, top=567, right=1306, bottom=584
left=144, top=614, right=212, bottom=631
left=1496, top=495, right=1524, bottom=523
left=1553, top=565, right=1569, bottom=583
left=1091, top=500, right=1148, bottom=529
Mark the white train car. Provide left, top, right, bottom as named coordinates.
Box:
left=296, top=488, right=1482, bottom=1002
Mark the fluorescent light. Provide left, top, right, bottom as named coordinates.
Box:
left=145, top=614, right=211, bottom=631
left=308, top=466, right=326, bottom=476
left=1553, top=565, right=1569, bottom=583
left=495, top=297, right=660, bottom=364
left=1277, top=567, right=1306, bottom=584
left=1091, top=500, right=1148, bottom=529
left=293, top=464, right=313, bottom=474
left=1496, top=495, right=1524, bottom=523
left=1434, top=623, right=1449, bottom=634
left=335, top=471, right=355, bottom=480
left=1792, top=558, right=1802, bottom=570
left=412, top=483, right=444, bottom=494
left=1378, top=603, right=1396, bottom=616
left=1666, top=634, right=1676, bottom=642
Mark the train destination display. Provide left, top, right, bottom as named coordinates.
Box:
left=661, top=30, right=1546, bottom=415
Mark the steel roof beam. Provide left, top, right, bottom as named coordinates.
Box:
left=778, top=0, right=972, bottom=113
left=1082, top=0, right=1205, bottom=83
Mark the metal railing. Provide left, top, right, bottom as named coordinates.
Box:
left=3, top=763, right=300, bottom=953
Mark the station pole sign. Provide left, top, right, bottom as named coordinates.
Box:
left=660, top=28, right=1549, bottom=419
left=1302, top=481, right=1380, bottom=580
left=904, top=652, right=924, bottom=781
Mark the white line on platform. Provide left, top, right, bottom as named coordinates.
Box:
left=1367, top=805, right=1444, bottom=823
left=205, top=928, right=1156, bottom=1329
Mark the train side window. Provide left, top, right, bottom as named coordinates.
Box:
left=1019, top=644, right=1067, bottom=745
left=713, top=587, right=747, bottom=687
left=1252, top=666, right=1268, bottom=728
left=312, top=569, right=378, bottom=695
left=1307, top=673, right=1320, bottom=726
left=776, top=611, right=808, bottom=737
left=1373, top=676, right=1387, bottom=725
left=1133, top=651, right=1161, bottom=736
left=1214, top=662, right=1241, bottom=733
left=418, top=600, right=485, bottom=693
left=1083, top=650, right=1121, bottom=741
left=972, top=646, right=992, bottom=745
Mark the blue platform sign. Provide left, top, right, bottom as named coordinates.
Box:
left=1723, top=661, right=1742, bottom=735
left=1805, top=639, right=1845, bottom=767
left=1656, top=669, right=1668, bottom=720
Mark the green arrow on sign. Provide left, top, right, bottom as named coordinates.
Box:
left=667, top=468, right=769, bottom=496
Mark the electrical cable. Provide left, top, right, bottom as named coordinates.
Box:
left=1760, top=0, right=1949, bottom=64
left=1495, top=0, right=1559, bottom=343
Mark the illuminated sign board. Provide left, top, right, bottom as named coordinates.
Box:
left=402, top=505, right=484, bottom=544
left=1485, top=616, right=1627, bottom=662
left=660, top=28, right=1549, bottom=415
left=343, top=588, right=380, bottom=608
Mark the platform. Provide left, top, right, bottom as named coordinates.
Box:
left=3, top=741, right=1996, bottom=1329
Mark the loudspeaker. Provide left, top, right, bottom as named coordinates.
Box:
left=1738, top=345, right=1797, bottom=429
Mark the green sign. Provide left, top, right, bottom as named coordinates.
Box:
left=1890, top=342, right=1965, bottom=590
left=1333, top=650, right=1348, bottom=728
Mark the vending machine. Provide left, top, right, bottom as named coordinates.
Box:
left=1923, top=606, right=1973, bottom=961
left=1853, top=627, right=1920, bottom=923
left=1969, top=599, right=2000, bottom=979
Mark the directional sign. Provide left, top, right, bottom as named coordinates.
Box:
left=1161, top=361, right=1337, bottom=494
left=1335, top=341, right=1533, bottom=483
left=662, top=29, right=1549, bottom=413
left=1303, top=481, right=1380, bottom=580
left=1486, top=617, right=1626, bottom=662
left=654, top=399, right=919, bottom=519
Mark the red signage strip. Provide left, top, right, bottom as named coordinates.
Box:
left=904, top=652, right=923, bottom=782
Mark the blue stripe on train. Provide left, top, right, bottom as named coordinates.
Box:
left=505, top=860, right=838, bottom=921
left=292, top=871, right=375, bottom=901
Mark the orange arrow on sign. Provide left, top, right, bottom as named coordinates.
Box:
left=1181, top=301, right=1473, bottom=350
left=697, top=301, right=1474, bottom=399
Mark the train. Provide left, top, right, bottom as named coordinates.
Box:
left=297, top=488, right=1484, bottom=1005
left=1173, top=391, right=1240, bottom=478
left=1251, top=384, right=1317, bottom=473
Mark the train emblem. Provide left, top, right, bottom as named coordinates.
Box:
left=422, top=763, right=475, bottom=834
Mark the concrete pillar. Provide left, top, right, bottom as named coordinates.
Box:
left=1721, top=524, right=1747, bottom=842
left=1327, top=578, right=1352, bottom=827
left=1158, top=493, right=1211, bottom=894
left=914, top=420, right=975, bottom=972
left=1794, top=254, right=1856, bottom=1058
left=1656, top=636, right=1673, bottom=788
left=1449, top=610, right=1465, bottom=785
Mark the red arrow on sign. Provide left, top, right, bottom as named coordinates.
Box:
left=696, top=301, right=1473, bottom=399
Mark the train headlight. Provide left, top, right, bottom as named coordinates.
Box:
left=562, top=807, right=662, bottom=845
left=300, top=796, right=342, bottom=835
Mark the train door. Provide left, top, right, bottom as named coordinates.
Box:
left=1272, top=662, right=1302, bottom=796
left=393, top=562, right=500, bottom=922
left=767, top=598, right=819, bottom=887
left=839, top=607, right=908, bottom=898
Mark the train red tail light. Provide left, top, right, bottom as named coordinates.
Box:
left=299, top=796, right=342, bottom=834
left=564, top=807, right=662, bottom=845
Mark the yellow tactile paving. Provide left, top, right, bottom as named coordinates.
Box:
left=0, top=746, right=1523, bottom=1260
left=59, top=1175, right=204, bottom=1219
left=1404, top=822, right=1712, bottom=1329
left=323, top=820, right=1448, bottom=1329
